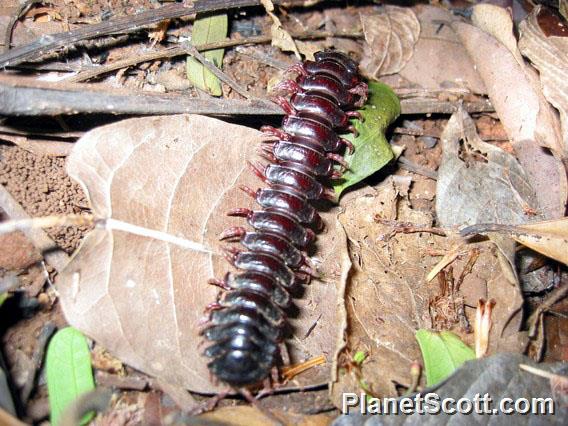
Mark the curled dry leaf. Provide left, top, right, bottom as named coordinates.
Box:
left=395, top=6, right=486, bottom=93
left=461, top=218, right=568, bottom=266
left=436, top=108, right=542, bottom=228
left=360, top=5, right=420, bottom=78
left=436, top=107, right=540, bottom=289
left=453, top=7, right=567, bottom=219
left=261, top=0, right=301, bottom=59
left=519, top=6, right=568, bottom=153
left=330, top=178, right=525, bottom=408
left=57, top=115, right=348, bottom=393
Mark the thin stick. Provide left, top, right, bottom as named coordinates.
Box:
left=519, top=364, right=567, bottom=381
left=67, top=29, right=363, bottom=83
left=98, top=218, right=214, bottom=254
left=20, top=322, right=56, bottom=404
left=397, top=157, right=438, bottom=180
left=2, top=0, right=41, bottom=53
left=0, top=214, right=215, bottom=255
left=182, top=43, right=253, bottom=99
left=0, top=0, right=263, bottom=67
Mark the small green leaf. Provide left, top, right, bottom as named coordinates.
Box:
left=0, top=293, right=8, bottom=307
left=353, top=350, right=367, bottom=365
left=46, top=327, right=95, bottom=426
left=186, top=13, right=228, bottom=96
left=333, top=81, right=400, bottom=196
left=415, top=329, right=476, bottom=386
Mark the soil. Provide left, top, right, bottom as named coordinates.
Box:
left=0, top=144, right=90, bottom=253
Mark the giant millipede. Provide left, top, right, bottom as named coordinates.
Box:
left=200, top=51, right=368, bottom=393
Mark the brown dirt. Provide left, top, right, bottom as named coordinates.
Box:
left=0, top=144, right=90, bottom=253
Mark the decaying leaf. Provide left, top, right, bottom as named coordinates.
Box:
left=436, top=108, right=542, bottom=228
left=360, top=5, right=420, bottom=77
left=395, top=6, right=486, bottom=93
left=452, top=7, right=567, bottom=219
left=330, top=177, right=525, bottom=408
left=58, top=115, right=348, bottom=393
left=261, top=0, right=301, bottom=59
left=436, top=107, right=539, bottom=289
left=461, top=218, right=568, bottom=265
left=519, top=6, right=568, bottom=153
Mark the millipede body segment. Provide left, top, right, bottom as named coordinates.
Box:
left=201, top=51, right=368, bottom=389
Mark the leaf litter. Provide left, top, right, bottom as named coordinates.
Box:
left=330, top=174, right=527, bottom=408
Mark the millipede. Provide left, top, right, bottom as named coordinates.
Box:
left=200, top=50, right=368, bottom=395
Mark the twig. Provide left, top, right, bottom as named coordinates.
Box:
left=0, top=75, right=280, bottom=116
left=2, top=0, right=41, bottom=53
left=0, top=214, right=215, bottom=254
left=0, top=75, right=495, bottom=117
left=95, top=371, right=149, bottom=391
left=397, top=157, right=438, bottom=180
left=182, top=43, right=253, bottom=99
left=68, top=29, right=362, bottom=83
left=20, top=322, right=56, bottom=404
left=0, top=185, right=70, bottom=271
left=375, top=219, right=448, bottom=239
left=528, top=283, right=568, bottom=339
left=0, top=0, right=268, bottom=67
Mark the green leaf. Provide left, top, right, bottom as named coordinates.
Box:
left=186, top=13, right=228, bottom=96
left=0, top=293, right=8, bottom=307
left=353, top=350, right=367, bottom=365
left=46, top=327, right=95, bottom=426
left=415, top=329, right=476, bottom=386
left=333, top=81, right=400, bottom=196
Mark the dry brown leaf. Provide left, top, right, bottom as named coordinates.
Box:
left=261, top=0, right=301, bottom=59
left=519, top=6, right=568, bottom=154
left=436, top=107, right=540, bottom=287
left=198, top=405, right=332, bottom=426
left=463, top=218, right=568, bottom=265
left=394, top=6, right=486, bottom=93
left=329, top=178, right=525, bottom=406
left=360, top=5, right=420, bottom=77
left=57, top=115, right=348, bottom=393
left=436, top=108, right=542, bottom=228
left=453, top=10, right=567, bottom=219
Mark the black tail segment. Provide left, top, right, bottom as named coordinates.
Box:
left=201, top=51, right=367, bottom=390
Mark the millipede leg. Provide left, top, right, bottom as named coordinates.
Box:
left=274, top=79, right=303, bottom=95
left=219, top=226, right=247, bottom=240
left=248, top=161, right=269, bottom=183
left=326, top=153, right=349, bottom=170
left=340, top=138, right=354, bottom=154
left=227, top=207, right=253, bottom=218
left=260, top=125, right=291, bottom=141
left=239, top=185, right=258, bottom=199
left=273, top=96, right=297, bottom=116
left=286, top=63, right=308, bottom=76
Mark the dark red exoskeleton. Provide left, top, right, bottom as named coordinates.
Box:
left=201, top=51, right=367, bottom=390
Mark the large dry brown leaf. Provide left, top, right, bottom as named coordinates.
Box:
left=360, top=5, right=420, bottom=78
left=436, top=108, right=540, bottom=290
left=57, top=115, right=347, bottom=393
left=519, top=6, right=568, bottom=153
left=452, top=9, right=567, bottom=219
left=329, top=178, right=525, bottom=406
left=436, top=108, right=542, bottom=228
left=394, top=6, right=486, bottom=93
